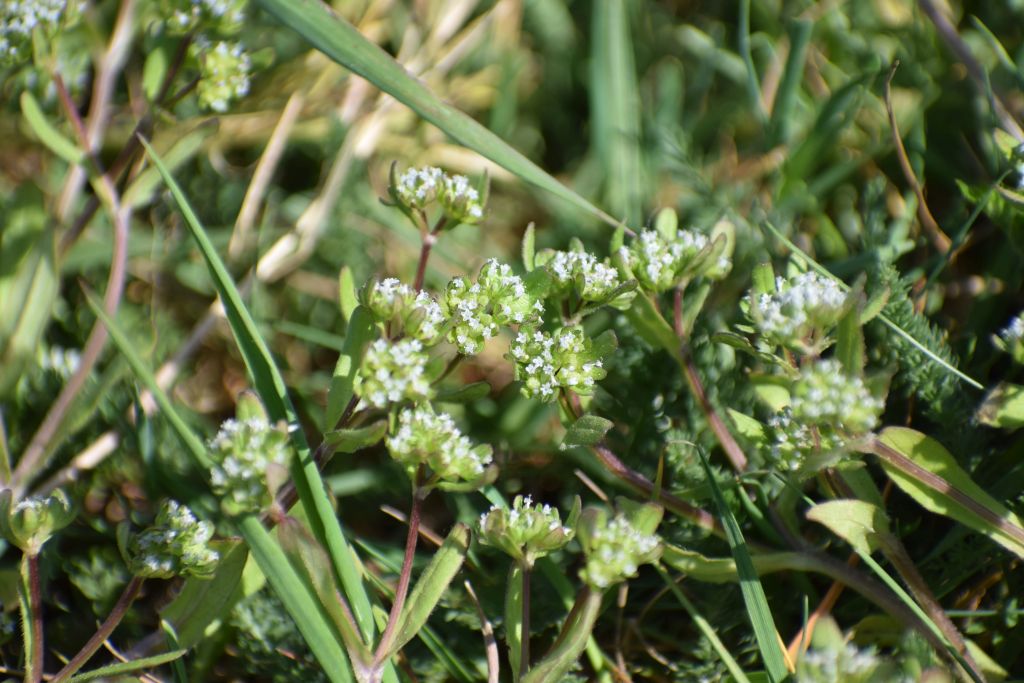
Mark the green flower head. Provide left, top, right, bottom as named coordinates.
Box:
left=748, top=271, right=851, bottom=354
left=356, top=338, right=432, bottom=408
left=478, top=495, right=578, bottom=567
left=618, top=225, right=730, bottom=293
left=0, top=489, right=75, bottom=554
left=194, top=40, right=251, bottom=113
left=386, top=406, right=494, bottom=489
left=438, top=173, right=485, bottom=224
left=508, top=326, right=607, bottom=401
left=790, top=359, right=884, bottom=437
left=577, top=503, right=662, bottom=590
left=124, top=500, right=219, bottom=579
left=208, top=417, right=292, bottom=515
left=362, top=278, right=446, bottom=345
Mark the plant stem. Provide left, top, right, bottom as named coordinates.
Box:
left=413, top=217, right=446, bottom=291
left=22, top=553, right=44, bottom=683
left=374, top=476, right=427, bottom=666
left=52, top=576, right=145, bottom=683
left=519, top=564, right=531, bottom=681
left=521, top=588, right=604, bottom=683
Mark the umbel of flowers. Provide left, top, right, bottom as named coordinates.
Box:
left=576, top=502, right=663, bottom=590
left=748, top=270, right=851, bottom=354
left=386, top=405, right=495, bottom=490
left=208, top=416, right=293, bottom=515
left=478, top=495, right=579, bottom=568
left=362, top=278, right=446, bottom=346
left=122, top=500, right=219, bottom=579
left=0, top=489, right=75, bottom=554
left=508, top=326, right=607, bottom=401
left=390, top=164, right=487, bottom=226
left=443, top=259, right=543, bottom=355
left=355, top=338, right=432, bottom=408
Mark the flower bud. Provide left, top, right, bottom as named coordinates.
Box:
left=478, top=495, right=578, bottom=567
left=541, top=249, right=633, bottom=307
left=996, top=312, right=1024, bottom=365
left=790, top=359, right=884, bottom=436
left=123, top=500, right=219, bottom=579
left=438, top=173, right=485, bottom=224
left=0, top=0, right=70, bottom=66
left=208, top=418, right=292, bottom=515
left=194, top=40, right=251, bottom=113
left=393, top=166, right=444, bottom=211
left=618, top=226, right=728, bottom=293
left=577, top=504, right=662, bottom=590
left=748, top=271, right=850, bottom=354
left=386, top=406, right=494, bottom=488
left=361, top=279, right=447, bottom=346
left=0, top=489, right=75, bottom=554
left=356, top=338, right=432, bottom=408
left=508, top=326, right=607, bottom=401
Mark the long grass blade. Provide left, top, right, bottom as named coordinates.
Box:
left=761, top=220, right=984, bottom=390
left=696, top=448, right=788, bottom=681
left=253, top=0, right=619, bottom=229
left=591, top=0, right=642, bottom=225
left=138, top=137, right=380, bottom=642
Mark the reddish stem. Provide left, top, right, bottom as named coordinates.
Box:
left=28, top=554, right=43, bottom=683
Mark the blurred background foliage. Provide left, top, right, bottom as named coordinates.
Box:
left=2, top=0, right=1024, bottom=680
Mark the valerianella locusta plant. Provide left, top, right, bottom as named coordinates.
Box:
left=386, top=406, right=494, bottom=489
left=790, top=359, right=884, bottom=437
left=362, top=278, right=446, bottom=345
left=0, top=0, right=70, bottom=66
left=508, top=326, right=606, bottom=401
left=540, top=249, right=634, bottom=308
left=394, top=166, right=444, bottom=210
left=443, top=260, right=541, bottom=355
left=478, top=495, right=578, bottom=567
left=766, top=407, right=844, bottom=473
left=194, top=39, right=251, bottom=113
left=749, top=271, right=850, bottom=354
left=577, top=503, right=662, bottom=590
left=439, top=173, right=485, bottom=224
left=208, top=418, right=292, bottom=515
left=163, top=0, right=247, bottom=34
left=124, top=500, right=219, bottom=579
left=618, top=226, right=729, bottom=293
left=356, top=338, right=432, bottom=408
left=0, top=489, right=75, bottom=554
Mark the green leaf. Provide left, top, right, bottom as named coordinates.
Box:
left=254, top=0, right=618, bottom=228
left=67, top=650, right=187, bottom=682
left=727, top=410, right=767, bottom=444
left=876, top=428, right=1024, bottom=559
left=239, top=516, right=354, bottom=683
left=623, top=294, right=681, bottom=362
left=505, top=564, right=524, bottom=682
left=560, top=414, right=613, bottom=450
left=521, top=589, right=604, bottom=683
left=768, top=18, right=813, bottom=145
left=806, top=500, right=891, bottom=557
left=589, top=329, right=619, bottom=361
left=160, top=540, right=248, bottom=648
left=389, top=523, right=470, bottom=658
left=834, top=305, right=864, bottom=376
left=696, top=449, right=788, bottom=683
left=591, top=0, right=642, bottom=225
left=661, top=545, right=808, bottom=583
left=522, top=223, right=536, bottom=272
left=976, top=383, right=1024, bottom=430
left=123, top=124, right=214, bottom=208
left=326, top=306, right=376, bottom=430
left=20, top=91, right=85, bottom=165
left=139, top=138, right=380, bottom=648
left=324, top=421, right=388, bottom=455
left=277, top=516, right=372, bottom=669
left=339, top=266, right=358, bottom=323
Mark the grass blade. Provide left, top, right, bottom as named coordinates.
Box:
left=67, top=650, right=187, bottom=683
left=696, top=449, right=788, bottom=681
left=768, top=18, right=812, bottom=145
left=591, top=0, right=643, bottom=225
left=138, top=137, right=380, bottom=644
left=761, top=220, right=984, bottom=390
left=253, top=0, right=618, bottom=229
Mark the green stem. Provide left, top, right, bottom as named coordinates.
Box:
left=522, top=589, right=603, bottom=683
left=519, top=564, right=531, bottom=681
left=21, top=553, right=44, bottom=683
left=52, top=576, right=145, bottom=683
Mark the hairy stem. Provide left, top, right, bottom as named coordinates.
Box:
left=52, top=577, right=145, bottom=683
left=374, top=477, right=427, bottom=666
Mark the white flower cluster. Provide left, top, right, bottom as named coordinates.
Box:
left=478, top=494, right=574, bottom=566
left=364, top=278, right=446, bottom=344
left=356, top=338, right=431, bottom=408
left=545, top=250, right=623, bottom=302
left=393, top=166, right=485, bottom=223
left=620, top=228, right=726, bottom=292
left=443, top=260, right=541, bottom=355
left=208, top=418, right=292, bottom=514
left=127, top=500, right=219, bottom=579
left=396, top=166, right=444, bottom=209
left=39, top=346, right=81, bottom=380
left=580, top=514, right=660, bottom=589
left=797, top=643, right=884, bottom=683
left=750, top=272, right=848, bottom=351
left=1000, top=313, right=1024, bottom=345
left=387, top=406, right=493, bottom=484
left=790, top=360, right=883, bottom=436
left=767, top=408, right=843, bottom=472
left=195, top=40, right=251, bottom=113
left=508, top=326, right=605, bottom=401
left=0, top=0, right=66, bottom=65
left=166, top=0, right=246, bottom=33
